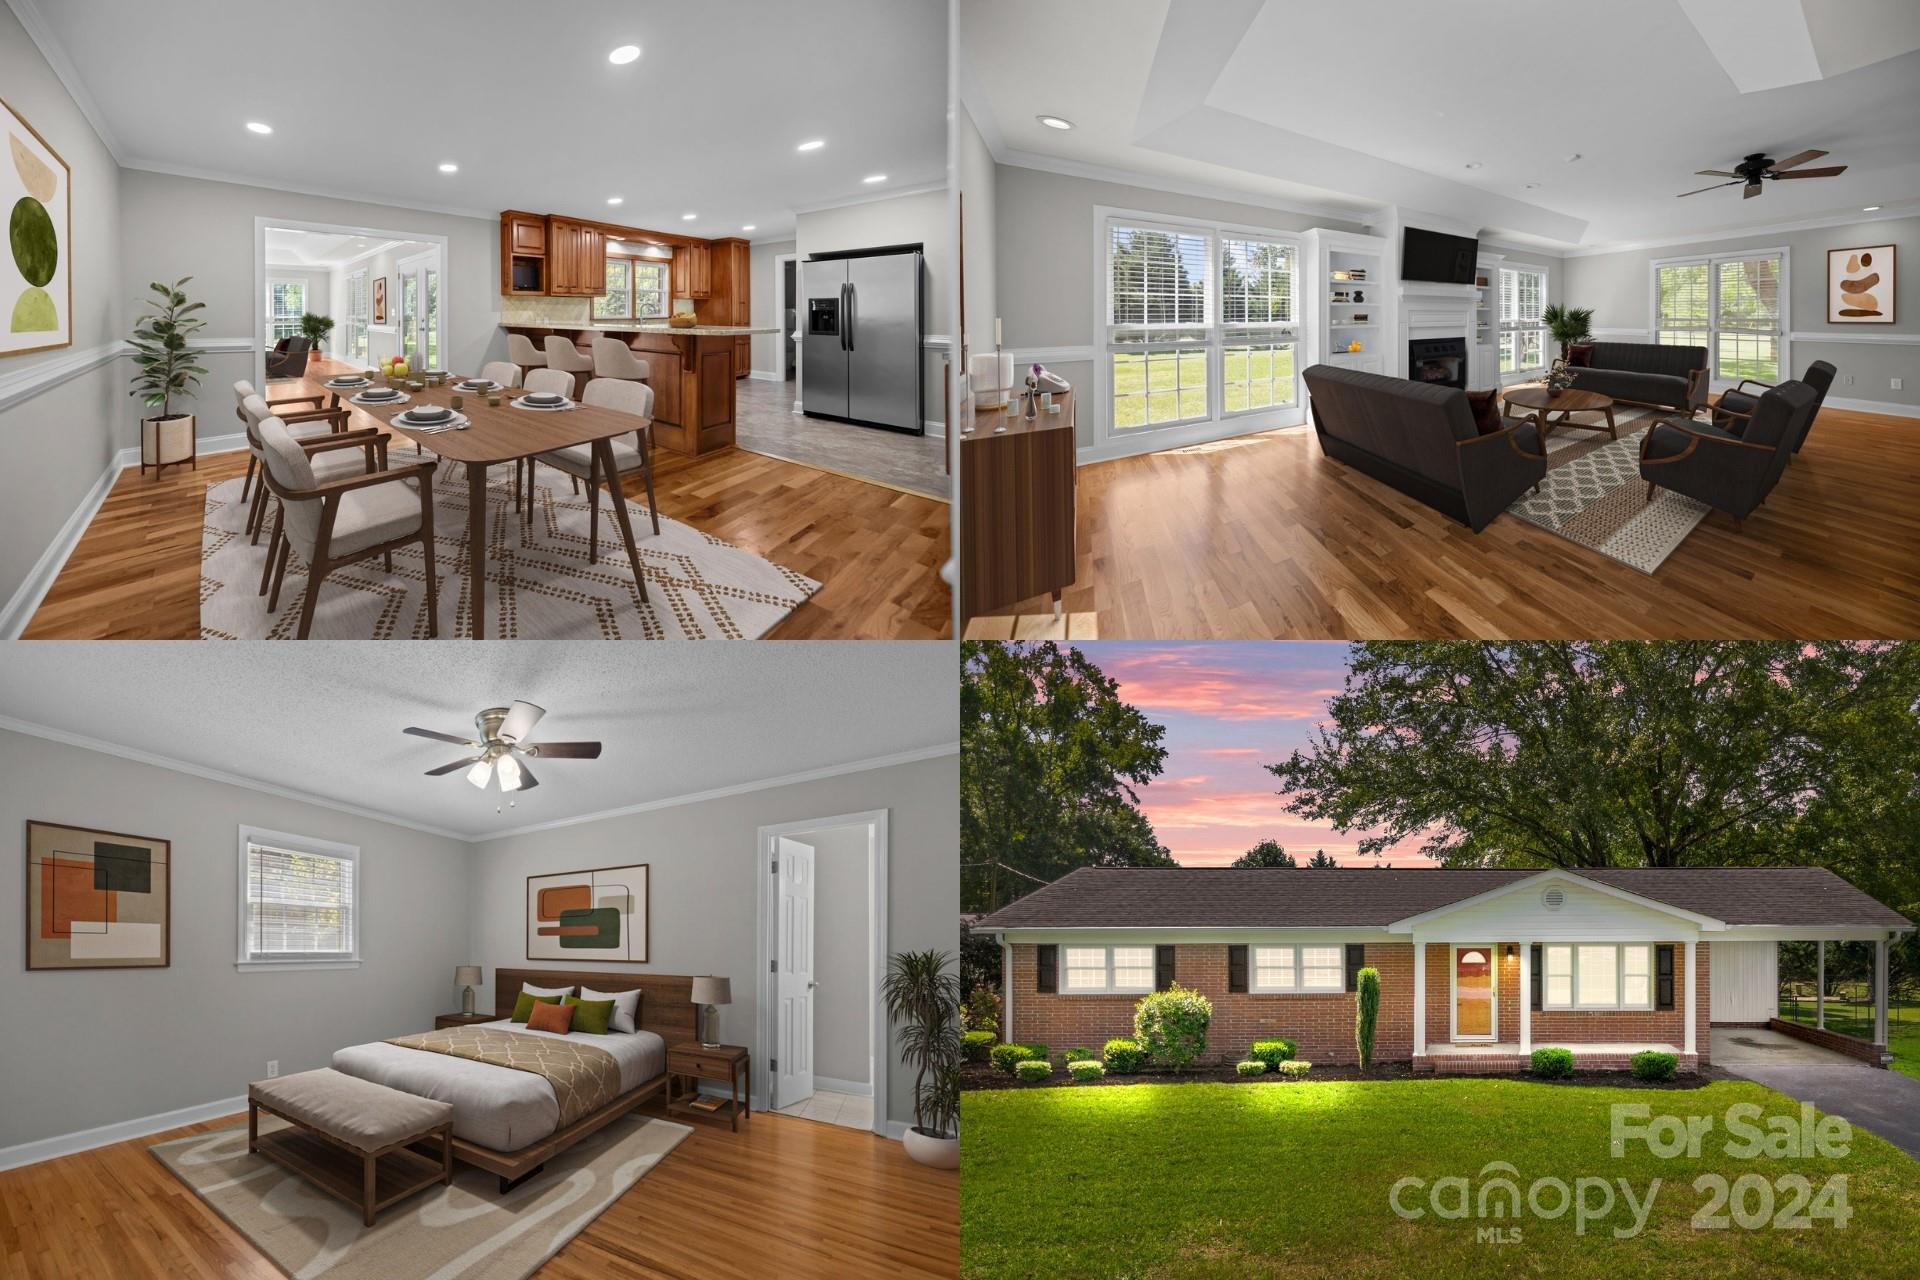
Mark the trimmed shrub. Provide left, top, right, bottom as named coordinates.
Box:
left=1014, top=1059, right=1053, bottom=1083
left=1235, top=1059, right=1268, bottom=1078
left=1631, top=1050, right=1678, bottom=1082
left=1531, top=1047, right=1575, bottom=1079
left=1356, top=966, right=1380, bottom=1070
left=990, top=1042, right=1048, bottom=1075
left=1249, top=1038, right=1297, bottom=1070
left=1133, top=984, right=1213, bottom=1073
left=1275, top=1060, right=1313, bottom=1080
left=962, top=1030, right=997, bottom=1064
left=1067, top=1059, right=1105, bottom=1082
left=962, top=983, right=1002, bottom=1034
left=1102, top=1038, right=1146, bottom=1074
left=1064, top=1046, right=1095, bottom=1063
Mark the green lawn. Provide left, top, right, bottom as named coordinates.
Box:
left=1111, top=348, right=1296, bottom=428
left=1779, top=996, right=1920, bottom=1081
left=961, top=1079, right=1920, bottom=1279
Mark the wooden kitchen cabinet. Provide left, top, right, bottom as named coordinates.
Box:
left=673, top=243, right=711, bottom=299
left=500, top=210, right=547, bottom=295
left=544, top=218, right=607, bottom=297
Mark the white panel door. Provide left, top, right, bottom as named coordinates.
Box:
left=774, top=836, right=816, bottom=1109
left=1710, top=941, right=1779, bottom=1023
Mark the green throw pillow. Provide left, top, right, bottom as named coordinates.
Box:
left=564, top=995, right=616, bottom=1035
left=511, top=991, right=562, bottom=1023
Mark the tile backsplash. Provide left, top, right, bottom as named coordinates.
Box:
left=500, top=296, right=591, bottom=327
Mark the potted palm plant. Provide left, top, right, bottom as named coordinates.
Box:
left=129, top=277, right=208, bottom=479
left=1542, top=303, right=1594, bottom=359
left=883, top=948, right=961, bottom=1169
left=300, top=311, right=336, bottom=356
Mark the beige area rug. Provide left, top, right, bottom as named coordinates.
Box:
left=151, top=1112, right=689, bottom=1280
left=201, top=454, right=819, bottom=639
left=1503, top=406, right=1711, bottom=573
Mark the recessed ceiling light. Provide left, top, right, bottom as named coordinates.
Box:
left=796, top=139, right=826, bottom=152
left=438, top=162, right=458, bottom=173
left=607, top=196, right=624, bottom=205
left=1863, top=205, right=1881, bottom=212
left=245, top=121, right=273, bottom=135
left=742, top=224, right=756, bottom=232
left=1523, top=182, right=1540, bottom=190
left=608, top=44, right=641, bottom=65
left=682, top=213, right=697, bottom=221
left=863, top=173, right=888, bottom=184
left=1565, top=153, right=1583, bottom=163
left=1037, top=115, right=1074, bottom=130
left=1463, top=161, right=1483, bottom=170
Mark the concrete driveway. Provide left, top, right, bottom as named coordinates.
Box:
left=1715, top=1027, right=1920, bottom=1159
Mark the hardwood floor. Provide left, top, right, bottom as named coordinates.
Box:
left=0, top=1103, right=958, bottom=1279
left=23, top=360, right=952, bottom=640
left=990, top=407, right=1920, bottom=638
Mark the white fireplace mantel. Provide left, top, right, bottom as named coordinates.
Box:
left=1395, top=281, right=1478, bottom=381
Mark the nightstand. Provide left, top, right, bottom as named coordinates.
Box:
left=434, top=1013, right=497, bottom=1029
left=666, top=1043, right=750, bottom=1131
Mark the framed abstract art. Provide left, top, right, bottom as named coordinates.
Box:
left=26, top=821, right=170, bottom=969
left=372, top=273, right=388, bottom=324
left=1828, top=244, right=1894, bottom=323
left=526, top=863, right=649, bottom=962
left=3, top=96, right=73, bottom=357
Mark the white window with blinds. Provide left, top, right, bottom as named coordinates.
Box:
left=1220, top=235, right=1300, bottom=417
left=267, top=279, right=307, bottom=342
left=236, top=826, right=361, bottom=970
left=1541, top=944, right=1653, bottom=1010
left=1498, top=266, right=1547, bottom=377
left=1062, top=945, right=1154, bottom=994
left=344, top=269, right=370, bottom=363
left=1651, top=249, right=1788, bottom=384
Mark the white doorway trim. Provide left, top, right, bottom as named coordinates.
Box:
left=772, top=251, right=797, bottom=385
left=252, top=217, right=450, bottom=390
left=755, top=809, right=889, bottom=1137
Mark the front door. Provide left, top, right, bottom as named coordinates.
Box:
left=1454, top=946, right=1496, bottom=1041
left=773, top=835, right=816, bottom=1109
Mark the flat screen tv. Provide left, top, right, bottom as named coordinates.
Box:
left=1401, top=227, right=1479, bottom=285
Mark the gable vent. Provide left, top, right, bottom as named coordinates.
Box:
left=1541, top=886, right=1566, bottom=910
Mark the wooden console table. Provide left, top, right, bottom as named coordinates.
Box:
left=960, top=391, right=1077, bottom=622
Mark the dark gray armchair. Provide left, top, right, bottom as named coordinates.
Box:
left=266, top=335, right=312, bottom=379
left=1639, top=379, right=1818, bottom=523
left=1712, top=359, right=1835, bottom=453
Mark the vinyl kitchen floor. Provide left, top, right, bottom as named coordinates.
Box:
left=735, top=377, right=949, bottom=500
left=774, top=1087, right=875, bottom=1132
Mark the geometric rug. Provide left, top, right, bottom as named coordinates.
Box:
left=201, top=452, right=820, bottom=640
left=1504, top=405, right=1712, bottom=574
left=150, top=1111, right=690, bottom=1280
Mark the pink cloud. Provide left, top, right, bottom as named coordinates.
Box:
left=1097, top=650, right=1343, bottom=721
left=1194, top=747, right=1263, bottom=758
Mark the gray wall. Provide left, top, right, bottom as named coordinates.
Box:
left=466, top=752, right=957, bottom=1130
left=0, top=729, right=470, bottom=1150
left=748, top=238, right=798, bottom=378
left=956, top=103, right=997, bottom=387
left=1563, top=214, right=1918, bottom=408
left=804, top=823, right=874, bottom=1087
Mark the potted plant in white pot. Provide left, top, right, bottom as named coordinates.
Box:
left=129, top=277, right=207, bottom=478
left=883, top=948, right=960, bottom=1169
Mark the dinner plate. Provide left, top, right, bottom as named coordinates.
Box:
left=351, top=389, right=408, bottom=406
left=514, top=394, right=572, bottom=411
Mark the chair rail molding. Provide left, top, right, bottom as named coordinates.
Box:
left=0, top=336, right=257, bottom=416
left=1787, top=330, right=1918, bottom=345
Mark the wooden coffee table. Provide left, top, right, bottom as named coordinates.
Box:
left=1503, top=385, right=1618, bottom=444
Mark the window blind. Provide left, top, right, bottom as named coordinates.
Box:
left=1220, top=236, right=1295, bottom=326
left=245, top=841, right=355, bottom=960
left=1656, top=261, right=1710, bottom=345
left=1109, top=224, right=1208, bottom=328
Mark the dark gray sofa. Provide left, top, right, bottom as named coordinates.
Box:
left=1569, top=342, right=1709, bottom=416
left=1639, top=379, right=1818, bottom=521
left=1302, top=364, right=1547, bottom=532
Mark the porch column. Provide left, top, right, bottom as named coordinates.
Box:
left=1684, top=940, right=1697, bottom=1056
left=1413, top=939, right=1427, bottom=1057
left=1876, top=937, right=1890, bottom=1047
left=1002, top=941, right=1013, bottom=1044
left=1518, top=941, right=1531, bottom=1055
left=1817, top=941, right=1826, bottom=1030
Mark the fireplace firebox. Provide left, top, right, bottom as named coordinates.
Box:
left=1409, top=337, right=1467, bottom=390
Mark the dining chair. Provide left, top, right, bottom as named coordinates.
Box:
left=529, top=377, right=661, bottom=568
left=477, top=361, right=522, bottom=390
left=233, top=379, right=348, bottom=514
left=524, top=368, right=575, bottom=398
left=507, top=333, right=547, bottom=372
left=255, top=416, right=439, bottom=639
left=543, top=336, right=594, bottom=397
left=592, top=337, right=651, bottom=385
left=241, top=394, right=393, bottom=599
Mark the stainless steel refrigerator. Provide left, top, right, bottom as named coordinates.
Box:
left=801, top=246, right=923, bottom=434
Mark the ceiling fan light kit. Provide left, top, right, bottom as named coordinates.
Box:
left=403, top=701, right=603, bottom=799
left=1678, top=149, right=1846, bottom=199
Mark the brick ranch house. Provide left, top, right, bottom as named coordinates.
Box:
left=975, top=866, right=1913, bottom=1074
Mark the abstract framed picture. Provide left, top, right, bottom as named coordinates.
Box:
left=26, top=821, right=170, bottom=970
left=372, top=274, right=388, bottom=324
left=1828, top=244, right=1894, bottom=323
left=2, top=96, right=72, bottom=357
left=526, top=863, right=649, bottom=962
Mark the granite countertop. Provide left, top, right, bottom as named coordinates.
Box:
left=499, top=321, right=779, bottom=336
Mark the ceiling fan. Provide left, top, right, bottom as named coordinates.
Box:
left=1679, top=150, right=1847, bottom=200
left=403, top=701, right=601, bottom=793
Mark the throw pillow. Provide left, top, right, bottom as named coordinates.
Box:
left=1567, top=343, right=1593, bottom=368
left=521, top=981, right=575, bottom=998
left=1464, top=389, right=1505, bottom=435
left=564, top=996, right=617, bottom=1035
left=526, top=999, right=575, bottom=1035
left=581, top=985, right=642, bottom=1034
left=511, top=991, right=562, bottom=1023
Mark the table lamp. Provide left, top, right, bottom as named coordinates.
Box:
left=691, top=975, right=731, bottom=1048
left=455, top=965, right=483, bottom=1017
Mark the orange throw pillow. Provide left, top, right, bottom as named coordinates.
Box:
left=526, top=999, right=575, bottom=1035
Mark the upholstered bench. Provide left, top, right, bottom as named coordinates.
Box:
left=248, top=1068, right=454, bottom=1226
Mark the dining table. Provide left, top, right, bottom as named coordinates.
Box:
left=338, top=377, right=653, bottom=640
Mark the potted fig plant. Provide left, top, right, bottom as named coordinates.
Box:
left=299, top=311, right=336, bottom=357
left=883, top=948, right=961, bottom=1169
left=129, top=277, right=207, bottom=478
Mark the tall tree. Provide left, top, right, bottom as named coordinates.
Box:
left=1232, top=840, right=1295, bottom=868
left=1269, top=643, right=1920, bottom=893
left=1305, top=850, right=1341, bottom=869
left=962, top=642, right=1174, bottom=913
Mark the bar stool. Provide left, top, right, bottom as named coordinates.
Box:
left=507, top=333, right=546, bottom=373
left=543, top=336, right=594, bottom=398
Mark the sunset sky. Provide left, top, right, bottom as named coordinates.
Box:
left=1074, top=642, right=1430, bottom=868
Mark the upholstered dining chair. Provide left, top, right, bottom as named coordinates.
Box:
left=592, top=337, right=651, bottom=385
left=240, top=394, right=392, bottom=599
left=506, top=332, right=547, bottom=373
left=1712, top=359, right=1835, bottom=453
left=529, top=377, right=661, bottom=568
left=233, top=379, right=348, bottom=514
left=265, top=336, right=312, bottom=379
left=523, top=367, right=575, bottom=398
left=255, top=416, right=439, bottom=639
left=477, top=361, right=522, bottom=390
left=542, top=335, right=594, bottom=397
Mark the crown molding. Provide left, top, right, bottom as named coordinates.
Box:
left=1562, top=205, right=1919, bottom=258
left=5, top=0, right=126, bottom=163
left=996, top=148, right=1376, bottom=228
left=122, top=157, right=500, bottom=224
left=791, top=181, right=948, bottom=219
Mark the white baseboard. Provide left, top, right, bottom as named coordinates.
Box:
left=1077, top=412, right=1302, bottom=466
left=748, top=369, right=784, bottom=382
left=0, top=1094, right=247, bottom=1172
left=923, top=418, right=945, bottom=439
left=815, top=1075, right=875, bottom=1097
left=1823, top=395, right=1920, bottom=419
left=884, top=1120, right=911, bottom=1141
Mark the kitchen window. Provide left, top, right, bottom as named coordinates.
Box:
left=1498, top=266, right=1547, bottom=376
left=1652, top=250, right=1786, bottom=384
left=595, top=256, right=669, bottom=322
left=1542, top=944, right=1653, bottom=1011
left=1251, top=944, right=1343, bottom=993
left=1062, top=945, right=1156, bottom=993
left=236, top=826, right=360, bottom=970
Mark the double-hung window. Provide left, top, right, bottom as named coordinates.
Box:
left=267, top=279, right=307, bottom=343
left=344, top=269, right=370, bottom=362
left=1541, top=944, right=1653, bottom=1011
left=237, top=827, right=361, bottom=970
left=1653, top=251, right=1785, bottom=383
left=1251, top=944, right=1343, bottom=993
left=1498, top=266, right=1547, bottom=376
left=1062, top=945, right=1155, bottom=993
left=596, top=255, right=670, bottom=322
left=1219, top=235, right=1300, bottom=416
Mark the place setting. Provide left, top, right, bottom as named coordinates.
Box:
left=513, top=389, right=575, bottom=411
left=349, top=384, right=409, bottom=408
left=391, top=402, right=467, bottom=433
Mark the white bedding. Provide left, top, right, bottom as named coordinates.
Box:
left=331, top=1018, right=666, bottom=1152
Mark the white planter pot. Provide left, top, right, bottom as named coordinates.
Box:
left=141, top=413, right=195, bottom=476
left=902, top=1126, right=959, bottom=1170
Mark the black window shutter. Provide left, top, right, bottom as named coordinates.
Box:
left=1656, top=945, right=1675, bottom=1010
left=1345, top=943, right=1366, bottom=992
left=1155, top=945, right=1176, bottom=991
left=1227, top=945, right=1248, bottom=993
left=1531, top=944, right=1543, bottom=1011
left=1036, top=944, right=1057, bottom=994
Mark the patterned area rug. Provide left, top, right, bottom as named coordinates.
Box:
left=201, top=454, right=820, bottom=639
left=152, top=1111, right=689, bottom=1280
left=1504, top=406, right=1711, bottom=573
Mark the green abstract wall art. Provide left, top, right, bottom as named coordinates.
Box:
left=3, top=96, right=70, bottom=356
